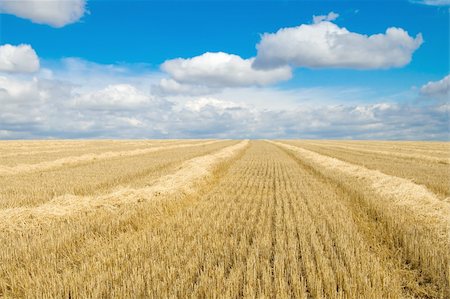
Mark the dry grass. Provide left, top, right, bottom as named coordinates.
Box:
left=283, top=140, right=450, bottom=199
left=0, top=140, right=218, bottom=174
left=0, top=140, right=204, bottom=166
left=0, top=140, right=233, bottom=208
left=274, top=140, right=450, bottom=298
left=0, top=140, right=448, bottom=298
left=0, top=140, right=248, bottom=227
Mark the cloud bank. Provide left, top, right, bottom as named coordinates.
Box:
left=0, top=60, right=447, bottom=140
left=0, top=44, right=40, bottom=73
left=0, top=0, right=86, bottom=27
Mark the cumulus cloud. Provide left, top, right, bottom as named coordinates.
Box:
left=0, top=44, right=40, bottom=73
left=161, top=52, right=292, bottom=89
left=157, top=13, right=424, bottom=95
left=0, top=0, right=86, bottom=27
left=253, top=16, right=423, bottom=70
left=420, top=75, right=450, bottom=99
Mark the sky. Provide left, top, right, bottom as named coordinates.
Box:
left=0, top=0, right=448, bottom=140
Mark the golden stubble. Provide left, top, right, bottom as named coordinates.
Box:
left=0, top=139, right=448, bottom=298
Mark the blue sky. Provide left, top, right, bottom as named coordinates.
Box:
left=0, top=0, right=448, bottom=139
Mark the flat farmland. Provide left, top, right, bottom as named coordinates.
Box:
left=0, top=140, right=448, bottom=298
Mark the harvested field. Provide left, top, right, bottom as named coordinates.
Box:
left=0, top=140, right=232, bottom=208
left=282, top=140, right=450, bottom=199
left=0, top=140, right=209, bottom=166
left=0, top=140, right=448, bottom=298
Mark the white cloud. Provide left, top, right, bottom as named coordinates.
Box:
left=185, top=97, right=246, bottom=113
left=119, top=117, right=145, bottom=128
left=0, top=44, right=40, bottom=73
left=0, top=73, right=173, bottom=138
left=161, top=52, right=292, bottom=88
left=71, top=84, right=154, bottom=110
left=171, top=97, right=448, bottom=140
left=155, top=78, right=217, bottom=96
left=211, top=86, right=378, bottom=111
left=0, top=0, right=86, bottom=27
left=413, top=0, right=450, bottom=6
left=0, top=75, right=71, bottom=134
left=253, top=17, right=423, bottom=70
left=0, top=58, right=447, bottom=140
left=0, top=76, right=49, bottom=101
left=420, top=75, right=450, bottom=99
left=313, top=12, right=339, bottom=24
